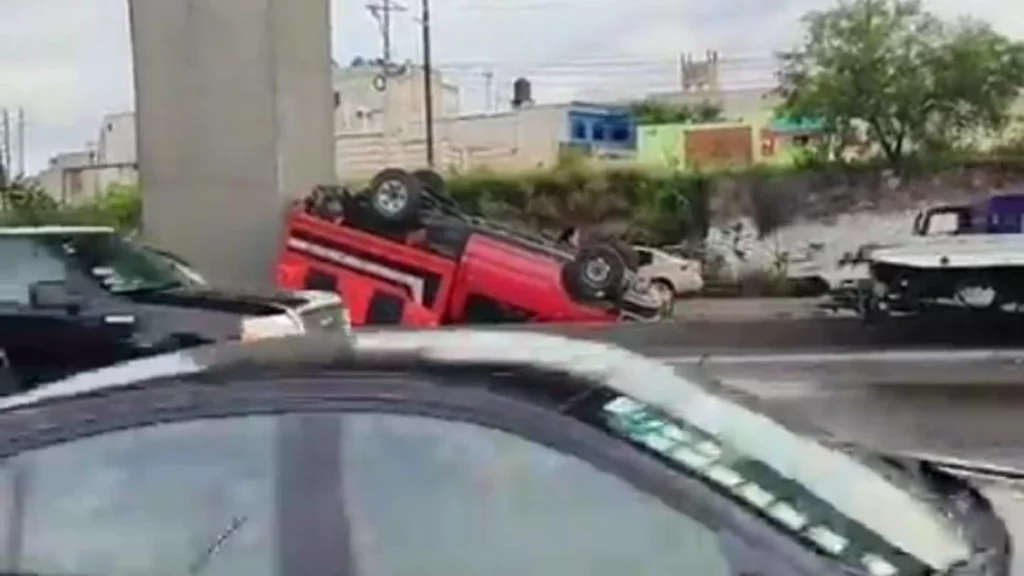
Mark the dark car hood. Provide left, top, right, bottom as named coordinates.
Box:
left=123, top=286, right=309, bottom=316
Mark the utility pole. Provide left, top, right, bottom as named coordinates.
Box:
left=368, top=0, right=406, bottom=166
left=367, top=0, right=405, bottom=65
left=1, top=108, right=10, bottom=189
left=483, top=71, right=494, bottom=112
left=420, top=0, right=435, bottom=167
left=16, top=108, right=25, bottom=179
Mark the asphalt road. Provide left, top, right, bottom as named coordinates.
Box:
left=488, top=309, right=1024, bottom=354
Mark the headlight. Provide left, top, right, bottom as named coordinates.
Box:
left=240, top=314, right=304, bottom=342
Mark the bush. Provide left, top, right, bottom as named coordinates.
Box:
left=0, top=182, right=142, bottom=231
left=446, top=164, right=711, bottom=245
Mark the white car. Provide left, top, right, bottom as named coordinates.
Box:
left=634, top=246, right=704, bottom=303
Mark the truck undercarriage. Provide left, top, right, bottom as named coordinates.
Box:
left=861, top=262, right=1024, bottom=319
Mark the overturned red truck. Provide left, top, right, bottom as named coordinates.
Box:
left=275, top=168, right=663, bottom=327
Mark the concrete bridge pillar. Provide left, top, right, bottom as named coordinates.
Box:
left=128, top=0, right=335, bottom=288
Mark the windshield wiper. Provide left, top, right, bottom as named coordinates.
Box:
left=188, top=515, right=248, bottom=576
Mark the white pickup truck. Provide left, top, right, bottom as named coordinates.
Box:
left=857, top=193, right=1024, bottom=319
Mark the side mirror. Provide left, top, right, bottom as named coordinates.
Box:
left=29, top=281, right=84, bottom=313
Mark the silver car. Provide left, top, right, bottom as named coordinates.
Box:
left=0, top=331, right=1011, bottom=576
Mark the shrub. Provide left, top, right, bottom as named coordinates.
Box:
left=0, top=182, right=142, bottom=230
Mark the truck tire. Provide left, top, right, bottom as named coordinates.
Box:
left=413, top=168, right=461, bottom=212
left=563, top=244, right=627, bottom=301
left=368, top=168, right=423, bottom=226
left=412, top=168, right=446, bottom=196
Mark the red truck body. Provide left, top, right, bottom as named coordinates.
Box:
left=276, top=210, right=619, bottom=327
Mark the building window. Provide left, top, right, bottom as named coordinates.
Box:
left=571, top=121, right=587, bottom=140
left=611, top=125, right=630, bottom=142
left=592, top=124, right=606, bottom=141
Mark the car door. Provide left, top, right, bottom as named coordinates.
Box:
left=0, top=235, right=85, bottom=386
left=0, top=235, right=127, bottom=387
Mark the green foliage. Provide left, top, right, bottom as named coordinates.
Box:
left=628, top=100, right=726, bottom=125
left=0, top=182, right=142, bottom=230
left=446, top=164, right=710, bottom=245
left=777, top=0, right=1024, bottom=164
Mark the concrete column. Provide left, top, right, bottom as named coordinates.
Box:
left=128, top=0, right=335, bottom=288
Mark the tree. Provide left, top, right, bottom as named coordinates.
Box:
left=776, top=0, right=1024, bottom=163
left=628, top=100, right=726, bottom=125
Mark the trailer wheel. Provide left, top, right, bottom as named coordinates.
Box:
left=368, top=168, right=423, bottom=225
left=563, top=244, right=627, bottom=301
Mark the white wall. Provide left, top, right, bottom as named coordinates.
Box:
left=97, top=112, right=138, bottom=165
left=335, top=104, right=569, bottom=180
left=333, top=66, right=459, bottom=136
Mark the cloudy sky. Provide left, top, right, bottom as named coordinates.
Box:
left=1, top=0, right=1022, bottom=174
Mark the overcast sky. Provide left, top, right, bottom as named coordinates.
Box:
left=1, top=0, right=1022, bottom=174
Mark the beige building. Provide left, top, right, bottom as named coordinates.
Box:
left=332, top=62, right=460, bottom=134
left=34, top=111, right=139, bottom=205
left=336, top=103, right=573, bottom=180
left=639, top=87, right=777, bottom=122
left=96, top=111, right=138, bottom=165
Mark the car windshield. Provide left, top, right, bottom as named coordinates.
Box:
left=596, top=363, right=970, bottom=573
left=41, top=232, right=198, bottom=294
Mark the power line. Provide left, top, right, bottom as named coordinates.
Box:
left=444, top=0, right=682, bottom=11
left=366, top=0, right=406, bottom=63
left=433, top=55, right=778, bottom=71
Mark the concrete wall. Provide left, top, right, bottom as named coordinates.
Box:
left=96, top=112, right=137, bottom=165
left=700, top=165, right=1024, bottom=282
left=35, top=147, right=137, bottom=205
left=129, top=0, right=335, bottom=288
left=335, top=104, right=569, bottom=179
left=333, top=67, right=459, bottom=136
left=36, top=151, right=94, bottom=202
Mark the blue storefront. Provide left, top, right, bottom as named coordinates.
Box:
left=562, top=103, right=637, bottom=157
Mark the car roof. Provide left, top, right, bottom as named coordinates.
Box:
left=0, top=225, right=115, bottom=236
left=0, top=330, right=969, bottom=567
left=0, top=330, right=969, bottom=568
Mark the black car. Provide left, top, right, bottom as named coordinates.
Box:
left=0, top=330, right=1009, bottom=576
left=0, top=225, right=349, bottom=389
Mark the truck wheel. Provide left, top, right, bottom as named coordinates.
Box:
left=413, top=168, right=460, bottom=211
left=563, top=244, right=627, bottom=301
left=369, top=168, right=423, bottom=225
left=413, top=168, right=446, bottom=196
left=609, top=239, right=640, bottom=272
